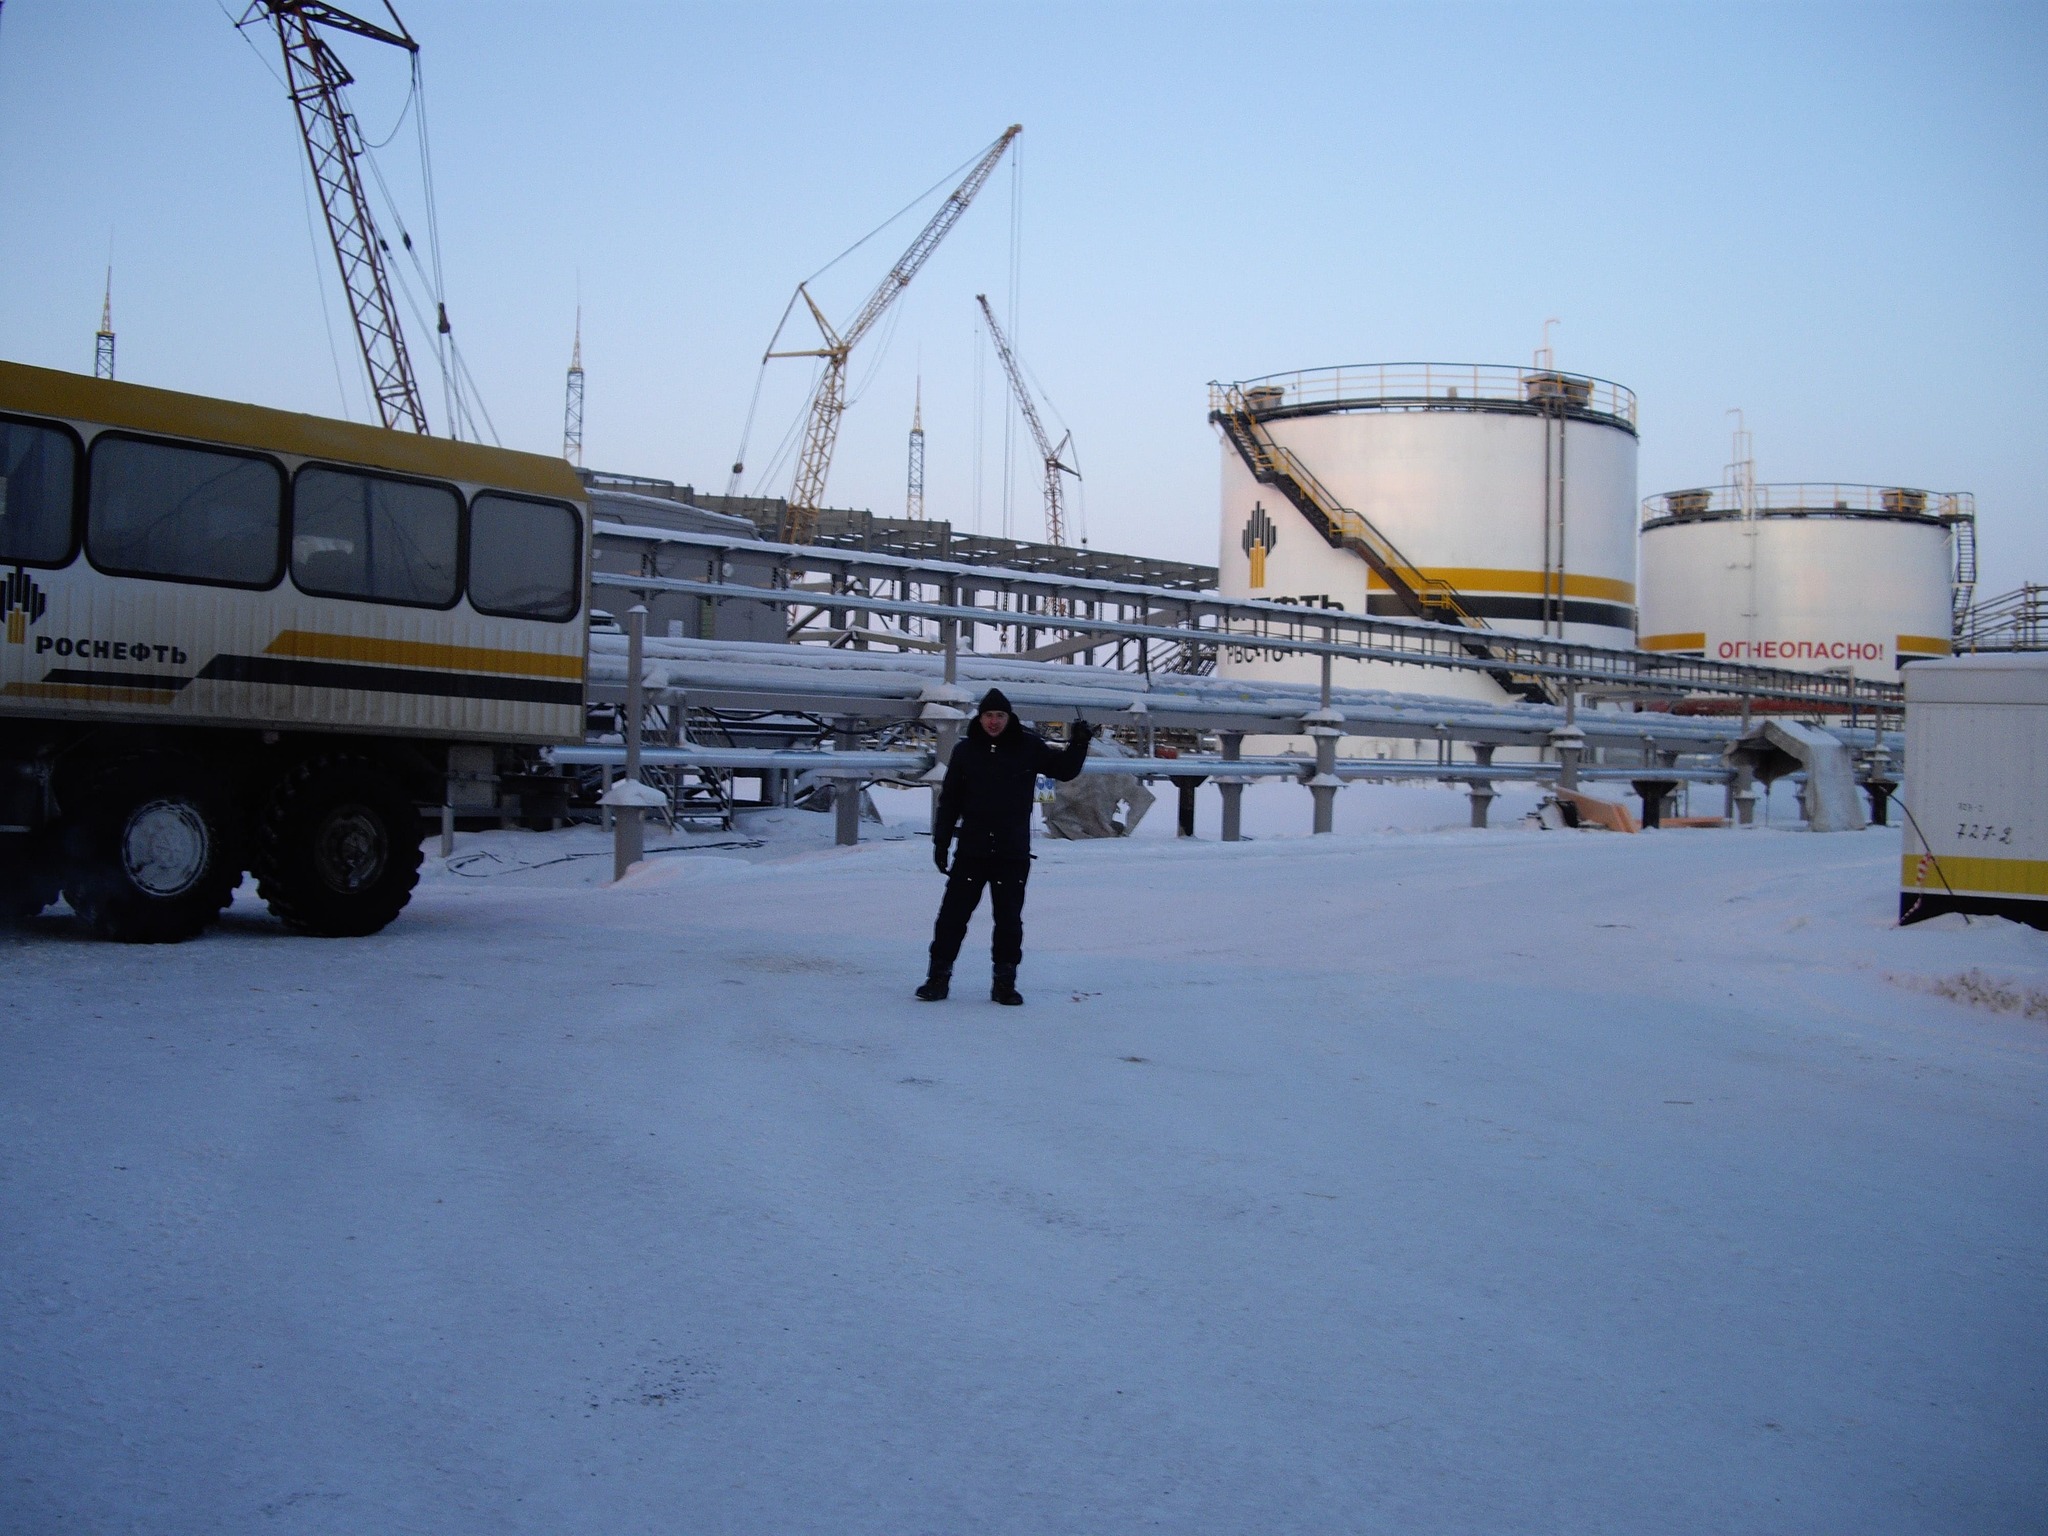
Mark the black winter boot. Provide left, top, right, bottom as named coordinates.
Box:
left=916, top=971, right=950, bottom=1002
left=991, top=966, right=1023, bottom=1006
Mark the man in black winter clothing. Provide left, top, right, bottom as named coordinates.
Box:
left=918, top=687, right=1092, bottom=1004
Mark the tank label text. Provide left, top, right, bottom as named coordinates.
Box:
left=1715, top=639, right=1884, bottom=662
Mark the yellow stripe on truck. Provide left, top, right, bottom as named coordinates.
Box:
left=1901, top=853, right=2048, bottom=899
left=1896, top=634, right=1954, bottom=656
left=2, top=681, right=179, bottom=705
left=265, top=629, right=584, bottom=681
left=1364, top=567, right=1636, bottom=603
left=1640, top=632, right=1706, bottom=652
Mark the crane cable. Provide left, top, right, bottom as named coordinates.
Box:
left=727, top=139, right=990, bottom=501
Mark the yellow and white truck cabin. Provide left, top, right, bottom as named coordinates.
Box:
left=0, top=360, right=590, bottom=944
left=0, top=360, right=588, bottom=743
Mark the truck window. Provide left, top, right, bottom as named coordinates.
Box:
left=468, top=493, right=579, bottom=621
left=87, top=434, right=283, bottom=588
left=292, top=464, right=460, bottom=607
left=0, top=416, right=79, bottom=566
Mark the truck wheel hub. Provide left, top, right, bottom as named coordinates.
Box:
left=121, top=800, right=209, bottom=897
left=313, top=806, right=386, bottom=893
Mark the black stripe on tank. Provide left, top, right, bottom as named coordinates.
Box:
left=197, top=653, right=581, bottom=706
left=1365, top=594, right=1636, bottom=630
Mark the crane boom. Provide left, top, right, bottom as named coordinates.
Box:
left=242, top=2, right=428, bottom=434
left=768, top=124, right=1020, bottom=544
left=976, top=293, right=1076, bottom=547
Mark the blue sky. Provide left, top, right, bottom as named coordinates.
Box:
left=1, top=1, right=2041, bottom=586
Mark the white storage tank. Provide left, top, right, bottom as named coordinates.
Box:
left=1212, top=364, right=1640, bottom=735
left=1638, top=484, right=1970, bottom=681
left=1899, top=652, right=2047, bottom=928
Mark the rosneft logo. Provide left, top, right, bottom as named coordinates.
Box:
left=1242, top=502, right=1278, bottom=589
left=3, top=568, right=47, bottom=645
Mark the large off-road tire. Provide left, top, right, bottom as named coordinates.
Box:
left=254, top=756, right=422, bottom=937
left=61, top=756, right=240, bottom=943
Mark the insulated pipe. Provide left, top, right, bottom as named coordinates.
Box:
left=588, top=570, right=1897, bottom=711
left=552, top=746, right=933, bottom=774
left=586, top=638, right=1890, bottom=753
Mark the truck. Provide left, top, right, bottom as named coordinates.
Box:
left=0, top=360, right=590, bottom=942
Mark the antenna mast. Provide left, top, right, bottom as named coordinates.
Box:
left=905, top=381, right=925, bottom=520
left=563, top=308, right=585, bottom=466
left=94, top=268, right=115, bottom=380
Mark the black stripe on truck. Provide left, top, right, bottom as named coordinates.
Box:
left=197, top=653, right=581, bottom=705
left=35, top=668, right=193, bottom=692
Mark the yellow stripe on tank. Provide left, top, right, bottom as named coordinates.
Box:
left=1640, top=632, right=1706, bottom=652
left=1901, top=853, right=2048, bottom=899
left=1896, top=634, right=1954, bottom=656
left=1363, top=567, right=1636, bottom=604
left=265, top=629, right=585, bottom=680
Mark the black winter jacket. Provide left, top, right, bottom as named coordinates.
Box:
left=934, top=718, right=1089, bottom=862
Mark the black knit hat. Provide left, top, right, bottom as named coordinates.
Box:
left=977, top=688, right=1013, bottom=715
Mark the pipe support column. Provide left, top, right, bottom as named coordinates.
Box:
left=1550, top=723, right=1586, bottom=794
left=614, top=605, right=647, bottom=882
left=834, top=716, right=862, bottom=848
left=1303, top=709, right=1344, bottom=835
left=1218, top=732, right=1245, bottom=843
left=1468, top=743, right=1496, bottom=828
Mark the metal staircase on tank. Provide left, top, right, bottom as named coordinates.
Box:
left=1946, top=501, right=1978, bottom=635
left=1210, top=385, right=1562, bottom=704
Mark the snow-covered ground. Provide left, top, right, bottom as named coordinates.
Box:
left=4, top=785, right=2044, bottom=1534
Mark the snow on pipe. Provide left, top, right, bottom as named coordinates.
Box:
left=585, top=636, right=1882, bottom=753
left=553, top=745, right=1730, bottom=787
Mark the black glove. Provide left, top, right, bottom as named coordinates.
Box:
left=933, top=840, right=951, bottom=874
left=1071, top=718, right=1094, bottom=746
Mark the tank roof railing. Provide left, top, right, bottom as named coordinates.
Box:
left=1212, top=364, right=1637, bottom=433
left=1642, top=484, right=1975, bottom=528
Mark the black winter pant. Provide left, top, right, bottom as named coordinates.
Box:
left=928, top=855, right=1031, bottom=975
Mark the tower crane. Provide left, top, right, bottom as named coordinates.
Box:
left=761, top=125, right=1020, bottom=544
left=239, top=2, right=429, bottom=434
left=976, top=293, right=1077, bottom=547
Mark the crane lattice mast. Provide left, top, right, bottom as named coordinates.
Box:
left=767, top=125, right=1020, bottom=544
left=242, top=1, right=428, bottom=434
left=905, top=381, right=925, bottom=520
left=563, top=308, right=585, bottom=466
left=94, top=268, right=115, bottom=381
left=975, top=293, right=1076, bottom=547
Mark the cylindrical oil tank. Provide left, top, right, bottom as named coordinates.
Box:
left=1213, top=364, right=1640, bottom=739
left=1638, top=485, right=1969, bottom=682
